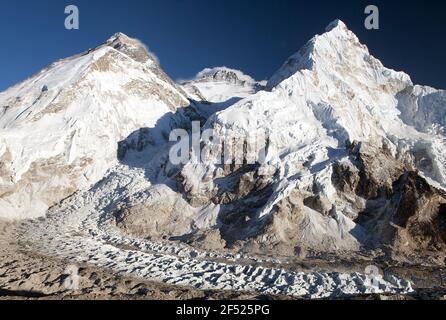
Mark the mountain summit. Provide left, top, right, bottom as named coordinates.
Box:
left=324, top=18, right=348, bottom=32
left=0, top=33, right=188, bottom=218
left=268, top=19, right=410, bottom=89
left=105, top=32, right=158, bottom=64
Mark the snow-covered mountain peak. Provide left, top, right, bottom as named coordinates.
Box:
left=107, top=32, right=132, bottom=42
left=0, top=32, right=189, bottom=219
left=268, top=19, right=411, bottom=90
left=181, top=67, right=265, bottom=103
left=103, top=32, right=157, bottom=64
left=324, top=19, right=348, bottom=32
left=192, top=67, right=257, bottom=86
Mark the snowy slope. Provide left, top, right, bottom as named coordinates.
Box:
left=0, top=33, right=189, bottom=219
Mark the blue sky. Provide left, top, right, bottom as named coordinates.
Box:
left=0, top=0, right=445, bottom=91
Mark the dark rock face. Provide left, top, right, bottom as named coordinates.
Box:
left=303, top=195, right=331, bottom=215
left=212, top=70, right=240, bottom=84
left=332, top=160, right=360, bottom=194
left=389, top=172, right=446, bottom=252
left=330, top=142, right=446, bottom=259
left=117, top=128, right=154, bottom=160
left=177, top=163, right=275, bottom=246
left=332, top=142, right=408, bottom=201
left=349, top=142, right=406, bottom=199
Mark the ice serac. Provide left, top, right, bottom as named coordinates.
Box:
left=175, top=19, right=446, bottom=255
left=0, top=33, right=189, bottom=219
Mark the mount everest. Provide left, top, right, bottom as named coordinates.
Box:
left=0, top=32, right=189, bottom=219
